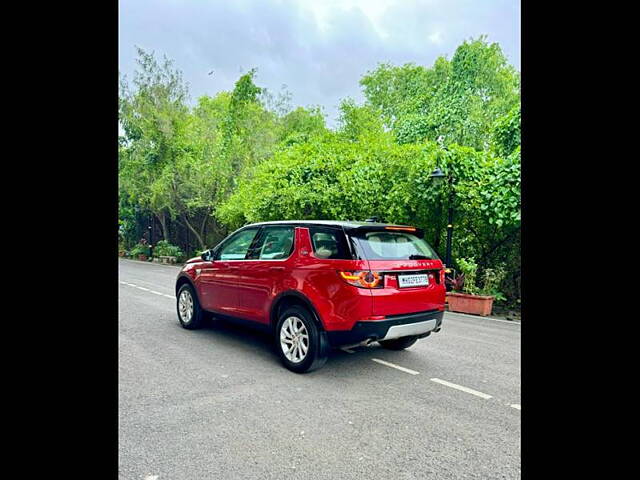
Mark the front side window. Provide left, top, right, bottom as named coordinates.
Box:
left=247, top=226, right=295, bottom=260
left=351, top=231, right=438, bottom=260
left=216, top=228, right=259, bottom=260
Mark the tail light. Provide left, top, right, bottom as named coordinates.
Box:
left=439, top=269, right=445, bottom=285
left=339, top=270, right=383, bottom=288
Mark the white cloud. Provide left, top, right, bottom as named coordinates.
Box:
left=428, top=31, right=443, bottom=45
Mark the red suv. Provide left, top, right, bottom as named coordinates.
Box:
left=175, top=221, right=446, bottom=373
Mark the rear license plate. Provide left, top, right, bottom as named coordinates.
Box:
left=398, top=274, right=429, bottom=288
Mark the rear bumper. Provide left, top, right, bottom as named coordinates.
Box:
left=326, top=309, right=444, bottom=347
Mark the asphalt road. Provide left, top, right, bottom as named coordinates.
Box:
left=119, top=259, right=521, bottom=480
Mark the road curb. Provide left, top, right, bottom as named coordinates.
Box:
left=119, top=258, right=183, bottom=268
left=444, top=311, right=521, bottom=324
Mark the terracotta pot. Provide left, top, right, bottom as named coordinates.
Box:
left=138, top=254, right=147, bottom=261
left=446, top=292, right=494, bottom=316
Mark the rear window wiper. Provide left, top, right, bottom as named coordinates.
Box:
left=408, top=254, right=431, bottom=260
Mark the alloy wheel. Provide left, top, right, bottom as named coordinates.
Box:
left=280, top=316, right=309, bottom=363
left=178, top=289, right=194, bottom=323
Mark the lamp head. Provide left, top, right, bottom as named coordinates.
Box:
left=430, top=167, right=446, bottom=185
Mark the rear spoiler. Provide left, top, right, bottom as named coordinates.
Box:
left=344, top=225, right=425, bottom=237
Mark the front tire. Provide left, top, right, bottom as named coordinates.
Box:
left=379, top=335, right=419, bottom=350
left=276, top=306, right=328, bottom=373
left=176, top=284, right=205, bottom=330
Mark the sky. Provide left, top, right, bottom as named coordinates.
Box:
left=119, top=0, right=520, bottom=127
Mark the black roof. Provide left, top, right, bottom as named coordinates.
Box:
left=243, top=220, right=417, bottom=229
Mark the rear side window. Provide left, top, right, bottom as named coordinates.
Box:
left=247, top=226, right=295, bottom=260
left=309, top=227, right=352, bottom=260
left=351, top=230, right=439, bottom=260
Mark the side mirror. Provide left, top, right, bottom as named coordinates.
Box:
left=201, top=249, right=213, bottom=262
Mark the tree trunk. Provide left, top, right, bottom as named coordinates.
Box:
left=156, top=210, right=170, bottom=243
left=181, top=213, right=205, bottom=250
left=185, top=226, right=190, bottom=258
left=199, top=210, right=210, bottom=249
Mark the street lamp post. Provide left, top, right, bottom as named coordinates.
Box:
left=148, top=224, right=153, bottom=258
left=429, top=166, right=454, bottom=273
left=444, top=175, right=454, bottom=269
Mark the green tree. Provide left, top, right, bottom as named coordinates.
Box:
left=119, top=47, right=190, bottom=242
left=337, top=98, right=386, bottom=142
left=219, top=69, right=279, bottom=188
left=359, top=62, right=434, bottom=126
left=491, top=105, right=521, bottom=157
left=278, top=106, right=327, bottom=145
left=360, top=36, right=519, bottom=150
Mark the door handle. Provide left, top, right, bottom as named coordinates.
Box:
left=270, top=266, right=285, bottom=271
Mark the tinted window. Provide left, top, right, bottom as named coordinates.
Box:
left=248, top=226, right=295, bottom=260
left=216, top=228, right=259, bottom=260
left=351, top=231, right=438, bottom=260
left=309, top=227, right=352, bottom=260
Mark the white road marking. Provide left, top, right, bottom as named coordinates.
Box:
left=341, top=347, right=355, bottom=354
left=430, top=378, right=493, bottom=399
left=371, top=358, right=419, bottom=375
left=120, top=281, right=174, bottom=299
left=144, top=476, right=159, bottom=480
left=510, top=404, right=521, bottom=410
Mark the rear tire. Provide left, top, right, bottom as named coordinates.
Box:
left=276, top=306, right=329, bottom=373
left=176, top=283, right=205, bottom=330
left=379, top=335, right=419, bottom=350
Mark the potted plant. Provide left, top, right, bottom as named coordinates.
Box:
left=446, top=258, right=506, bottom=317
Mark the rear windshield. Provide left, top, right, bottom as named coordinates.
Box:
left=349, top=230, right=439, bottom=260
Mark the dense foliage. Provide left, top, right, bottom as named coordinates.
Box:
left=119, top=37, right=521, bottom=306
left=153, top=240, right=184, bottom=261
left=360, top=36, right=520, bottom=151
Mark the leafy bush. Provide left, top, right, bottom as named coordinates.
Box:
left=456, top=258, right=480, bottom=295
left=481, top=265, right=506, bottom=298
left=153, top=240, right=184, bottom=260
left=492, top=105, right=520, bottom=157
left=130, top=243, right=151, bottom=258
left=452, top=258, right=507, bottom=300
